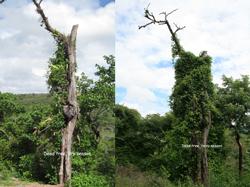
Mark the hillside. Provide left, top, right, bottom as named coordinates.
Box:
left=15, top=93, right=54, bottom=110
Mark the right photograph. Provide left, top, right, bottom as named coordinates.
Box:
left=115, top=0, right=250, bottom=187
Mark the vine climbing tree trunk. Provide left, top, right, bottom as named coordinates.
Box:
left=139, top=5, right=212, bottom=187
left=33, top=1, right=79, bottom=186
left=199, top=88, right=211, bottom=187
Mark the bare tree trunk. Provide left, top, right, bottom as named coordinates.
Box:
left=59, top=25, right=79, bottom=186
left=59, top=130, right=65, bottom=184
left=236, top=130, right=243, bottom=176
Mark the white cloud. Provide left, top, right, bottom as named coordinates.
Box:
left=124, top=86, right=157, bottom=104
left=0, top=0, right=115, bottom=94
left=119, top=102, right=143, bottom=113
left=0, top=29, right=21, bottom=40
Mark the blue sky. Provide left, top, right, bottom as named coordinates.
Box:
left=0, top=0, right=114, bottom=94
left=115, top=0, right=250, bottom=117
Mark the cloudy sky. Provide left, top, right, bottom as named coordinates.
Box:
left=0, top=0, right=115, bottom=94
left=116, top=0, right=250, bottom=117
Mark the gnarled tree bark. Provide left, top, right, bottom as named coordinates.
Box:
left=33, top=1, right=79, bottom=186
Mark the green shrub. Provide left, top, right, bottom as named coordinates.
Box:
left=70, top=173, right=109, bottom=187
left=0, top=169, right=11, bottom=181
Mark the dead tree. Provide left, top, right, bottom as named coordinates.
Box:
left=139, top=4, right=185, bottom=54
left=139, top=4, right=211, bottom=187
left=32, top=1, right=79, bottom=186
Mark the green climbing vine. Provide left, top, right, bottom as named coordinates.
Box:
left=139, top=5, right=225, bottom=185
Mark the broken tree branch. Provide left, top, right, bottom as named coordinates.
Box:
left=139, top=4, right=185, bottom=54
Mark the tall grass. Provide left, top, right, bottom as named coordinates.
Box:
left=115, top=164, right=250, bottom=187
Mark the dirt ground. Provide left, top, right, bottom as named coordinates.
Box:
left=0, top=178, right=64, bottom=187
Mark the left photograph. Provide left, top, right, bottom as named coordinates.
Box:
left=0, top=0, right=115, bottom=186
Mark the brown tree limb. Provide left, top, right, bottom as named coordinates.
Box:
left=32, top=0, right=53, bottom=32
left=139, top=4, right=185, bottom=54
left=32, top=0, right=68, bottom=44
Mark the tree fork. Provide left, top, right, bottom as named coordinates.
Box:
left=139, top=4, right=185, bottom=54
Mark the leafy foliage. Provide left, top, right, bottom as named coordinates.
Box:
left=214, top=75, right=250, bottom=133
left=45, top=38, right=69, bottom=95
left=77, top=55, right=115, bottom=116
left=0, top=92, right=25, bottom=123
left=70, top=173, right=109, bottom=187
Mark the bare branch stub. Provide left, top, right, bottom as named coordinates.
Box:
left=166, top=8, right=178, bottom=17
left=139, top=4, right=185, bottom=54
left=174, top=23, right=185, bottom=34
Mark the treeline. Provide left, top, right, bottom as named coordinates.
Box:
left=115, top=74, right=250, bottom=187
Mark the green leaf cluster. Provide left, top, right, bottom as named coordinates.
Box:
left=45, top=39, right=70, bottom=95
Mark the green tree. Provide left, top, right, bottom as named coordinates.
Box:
left=215, top=75, right=250, bottom=176
left=115, top=105, right=174, bottom=169
left=115, top=104, right=143, bottom=166
left=0, top=92, right=25, bottom=123
left=0, top=92, right=25, bottom=170
left=73, top=55, right=115, bottom=184
left=141, top=113, right=173, bottom=156
left=77, top=55, right=115, bottom=140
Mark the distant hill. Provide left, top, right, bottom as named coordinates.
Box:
left=15, top=93, right=54, bottom=110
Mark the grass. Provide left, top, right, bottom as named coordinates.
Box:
left=116, top=164, right=250, bottom=187
left=0, top=181, right=17, bottom=186
left=115, top=165, right=202, bottom=187
left=0, top=170, right=19, bottom=186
